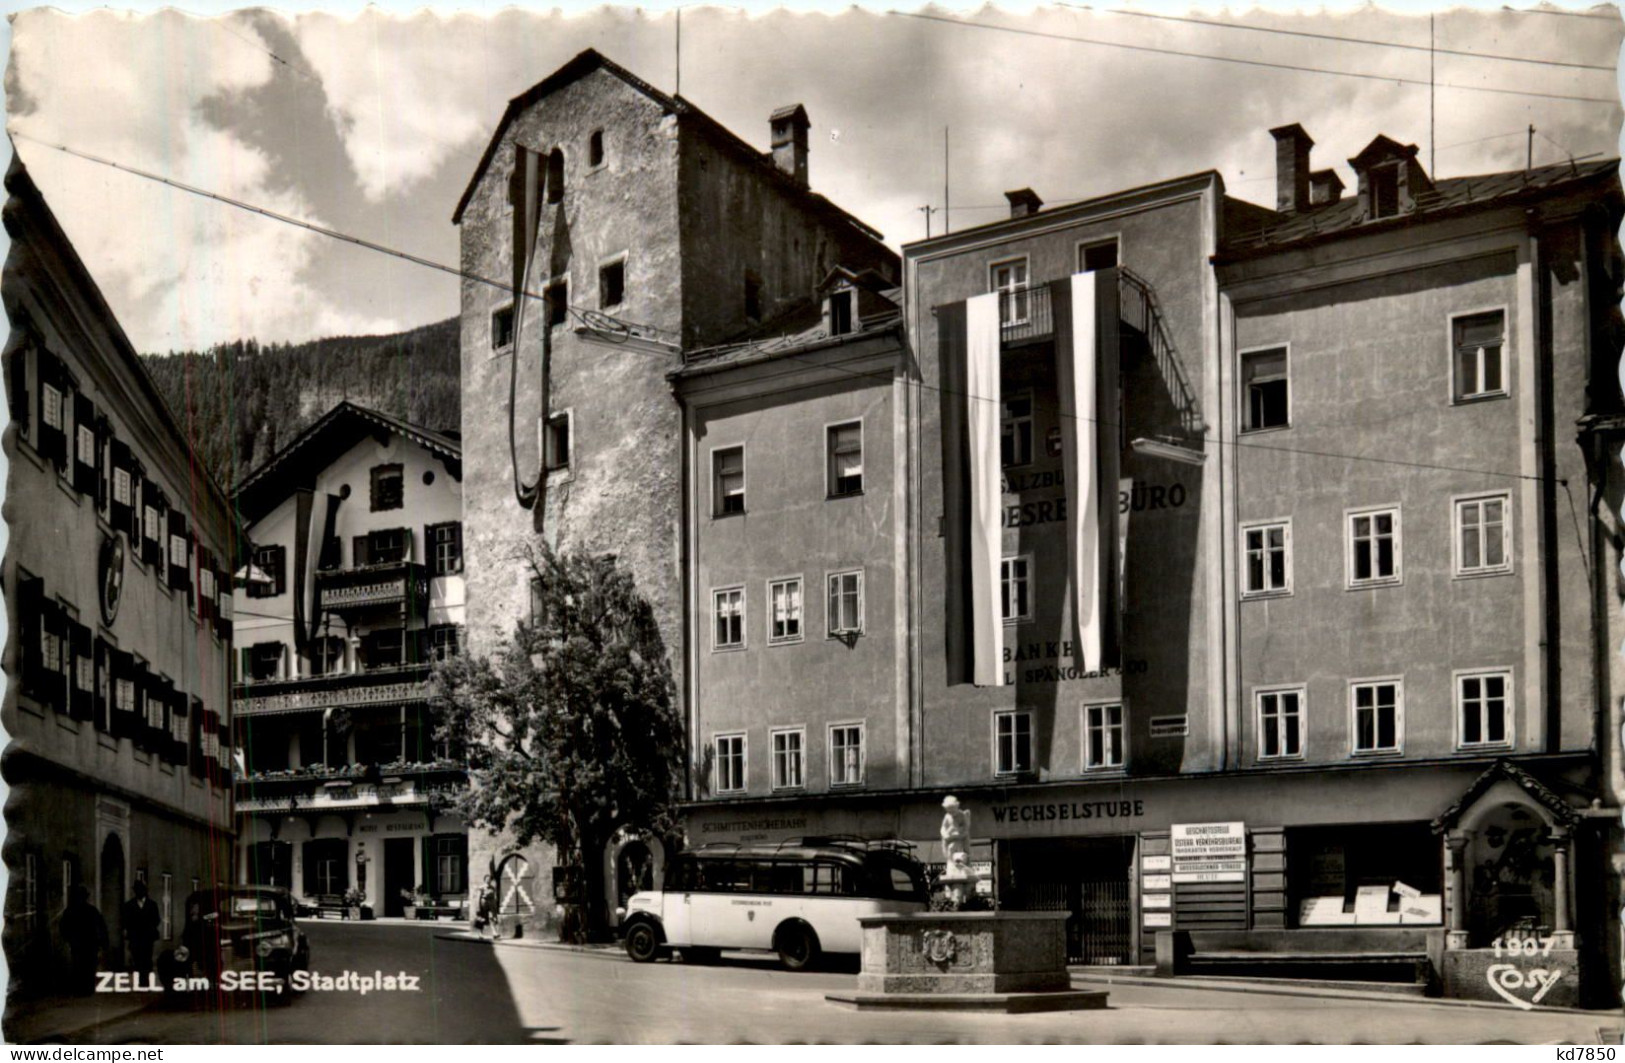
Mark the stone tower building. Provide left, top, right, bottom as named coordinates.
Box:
left=453, top=49, right=897, bottom=931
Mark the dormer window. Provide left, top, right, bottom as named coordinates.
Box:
left=1369, top=164, right=1400, bottom=220
left=829, top=289, right=854, bottom=336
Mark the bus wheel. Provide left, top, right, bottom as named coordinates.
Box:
left=775, top=922, right=821, bottom=971
left=624, top=921, right=663, bottom=963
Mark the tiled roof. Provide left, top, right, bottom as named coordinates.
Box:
left=1221, top=158, right=1619, bottom=257
left=672, top=307, right=904, bottom=379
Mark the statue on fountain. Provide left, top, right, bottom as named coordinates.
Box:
left=938, top=796, right=988, bottom=910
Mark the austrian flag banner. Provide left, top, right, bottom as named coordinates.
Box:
left=965, top=290, right=1004, bottom=687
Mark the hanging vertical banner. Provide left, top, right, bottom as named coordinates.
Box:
left=1061, top=271, right=1102, bottom=671
left=966, top=291, right=1004, bottom=687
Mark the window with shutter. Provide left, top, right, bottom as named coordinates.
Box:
left=93, top=639, right=111, bottom=732
left=73, top=393, right=98, bottom=495
left=18, top=575, right=44, bottom=699
left=9, top=343, right=30, bottom=440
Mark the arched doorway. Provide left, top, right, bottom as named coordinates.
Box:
left=1463, top=801, right=1558, bottom=947
left=99, top=833, right=125, bottom=971
left=605, top=830, right=666, bottom=928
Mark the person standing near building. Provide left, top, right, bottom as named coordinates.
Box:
left=121, top=880, right=160, bottom=975
left=59, top=885, right=108, bottom=995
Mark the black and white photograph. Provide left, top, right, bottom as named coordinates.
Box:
left=0, top=0, right=1623, bottom=1045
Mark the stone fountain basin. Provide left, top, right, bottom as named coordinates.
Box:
left=826, top=911, right=1109, bottom=1013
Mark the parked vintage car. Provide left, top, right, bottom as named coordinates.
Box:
left=156, top=886, right=311, bottom=1005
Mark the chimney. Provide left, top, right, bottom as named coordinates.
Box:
left=1270, top=123, right=1313, bottom=214
left=770, top=104, right=810, bottom=187
left=1308, top=168, right=1345, bottom=207
left=1004, top=188, right=1043, bottom=219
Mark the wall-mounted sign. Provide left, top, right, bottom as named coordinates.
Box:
left=1143, top=911, right=1171, bottom=928
left=1143, top=874, right=1172, bottom=891
left=99, top=533, right=125, bottom=627
left=1142, top=855, right=1172, bottom=872
left=1142, top=893, right=1171, bottom=909
left=1149, top=716, right=1188, bottom=738
left=1172, top=869, right=1245, bottom=884
left=1170, top=822, right=1245, bottom=862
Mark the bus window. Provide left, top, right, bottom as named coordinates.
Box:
left=666, top=856, right=697, bottom=891
left=759, top=861, right=803, bottom=895
left=804, top=861, right=856, bottom=895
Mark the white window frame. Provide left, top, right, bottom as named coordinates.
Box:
left=826, top=568, right=865, bottom=638
left=1349, top=677, right=1405, bottom=756
left=1001, top=554, right=1033, bottom=624
left=1239, top=343, right=1291, bottom=433
left=826, top=418, right=864, bottom=498
left=713, top=732, right=747, bottom=794
left=1346, top=505, right=1402, bottom=589
left=992, top=709, right=1033, bottom=777
left=828, top=720, right=866, bottom=787
left=766, top=575, right=804, bottom=646
left=1240, top=519, right=1293, bottom=598
left=988, top=256, right=1030, bottom=326
left=1082, top=700, right=1127, bottom=773
left=1454, top=668, right=1514, bottom=751
left=712, top=444, right=746, bottom=517
left=1453, top=491, right=1513, bottom=578
left=1449, top=305, right=1510, bottom=404
left=1076, top=235, right=1121, bottom=274
left=1001, top=388, right=1034, bottom=469
left=711, top=585, right=746, bottom=652
left=1254, top=685, right=1306, bottom=761
left=770, top=726, right=806, bottom=792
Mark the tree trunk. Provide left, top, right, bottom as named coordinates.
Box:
left=581, top=836, right=613, bottom=944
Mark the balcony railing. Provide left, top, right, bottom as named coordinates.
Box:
left=1000, top=284, right=1053, bottom=344
left=233, top=663, right=433, bottom=717
left=235, top=769, right=465, bottom=814
left=315, top=560, right=429, bottom=615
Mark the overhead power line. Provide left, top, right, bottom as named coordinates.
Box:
left=1502, top=4, right=1621, bottom=19
left=888, top=10, right=1618, bottom=104
left=18, top=132, right=1571, bottom=487
left=1076, top=6, right=1615, bottom=72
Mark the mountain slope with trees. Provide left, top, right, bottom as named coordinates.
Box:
left=141, top=317, right=460, bottom=489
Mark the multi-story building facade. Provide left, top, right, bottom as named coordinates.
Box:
left=679, top=136, right=1624, bottom=1004
left=231, top=401, right=468, bottom=918
left=2, top=155, right=237, bottom=998
left=453, top=49, right=897, bottom=927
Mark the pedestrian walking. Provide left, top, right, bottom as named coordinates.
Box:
left=59, top=885, right=107, bottom=995
left=121, top=880, right=161, bottom=975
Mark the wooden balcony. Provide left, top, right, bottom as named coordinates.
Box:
left=234, top=762, right=465, bottom=813
left=314, top=560, right=429, bottom=616
left=233, top=663, right=432, bottom=717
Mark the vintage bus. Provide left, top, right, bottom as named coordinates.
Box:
left=619, top=838, right=930, bottom=969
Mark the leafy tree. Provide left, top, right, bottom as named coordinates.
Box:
left=431, top=545, right=684, bottom=942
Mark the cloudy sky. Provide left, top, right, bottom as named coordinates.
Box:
left=4, top=3, right=1620, bottom=352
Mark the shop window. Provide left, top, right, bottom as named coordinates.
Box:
left=712, top=587, right=744, bottom=650
left=1453, top=310, right=1506, bottom=402
left=827, top=570, right=864, bottom=638
left=768, top=577, right=802, bottom=644
left=714, top=733, right=746, bottom=793
left=1084, top=702, right=1125, bottom=770
left=1348, top=507, right=1400, bottom=587
left=1455, top=493, right=1511, bottom=576
left=827, top=421, right=863, bottom=497
left=435, top=835, right=467, bottom=895
left=1457, top=670, right=1512, bottom=749
left=713, top=446, right=745, bottom=515
left=1001, top=391, right=1033, bottom=467
left=1241, top=521, right=1291, bottom=597
left=1242, top=347, right=1289, bottom=432
left=994, top=710, right=1032, bottom=775
left=1256, top=687, right=1304, bottom=760
left=491, top=304, right=514, bottom=350
left=1078, top=238, right=1118, bottom=273
left=428, top=522, right=463, bottom=576
left=302, top=838, right=348, bottom=897
left=1291, top=823, right=1441, bottom=926
left=370, top=464, right=404, bottom=512
left=1351, top=679, right=1402, bottom=754
left=829, top=723, right=864, bottom=786
left=1001, top=556, right=1032, bottom=623
left=771, top=727, right=804, bottom=791
left=989, top=257, right=1030, bottom=326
